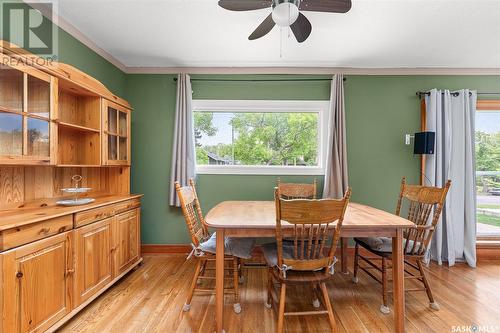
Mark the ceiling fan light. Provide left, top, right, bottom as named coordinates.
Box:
left=272, top=1, right=299, bottom=27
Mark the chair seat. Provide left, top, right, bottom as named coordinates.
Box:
left=200, top=232, right=255, bottom=259
left=262, top=241, right=335, bottom=268
left=263, top=241, right=324, bottom=267
left=261, top=241, right=295, bottom=267
left=263, top=243, right=334, bottom=283
left=270, top=266, right=333, bottom=283
left=355, top=237, right=422, bottom=255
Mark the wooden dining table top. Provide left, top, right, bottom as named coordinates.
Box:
left=205, top=201, right=415, bottom=231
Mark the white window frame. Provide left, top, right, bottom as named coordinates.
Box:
left=192, top=100, right=330, bottom=175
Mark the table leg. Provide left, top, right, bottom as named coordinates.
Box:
left=216, top=229, right=225, bottom=333
left=392, top=229, right=405, bottom=333
left=340, top=237, right=348, bottom=274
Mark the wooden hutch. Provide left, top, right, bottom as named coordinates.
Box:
left=0, top=41, right=142, bottom=332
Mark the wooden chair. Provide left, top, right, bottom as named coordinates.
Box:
left=276, top=178, right=318, bottom=245
left=263, top=187, right=351, bottom=333
left=277, top=178, right=317, bottom=199
left=175, top=179, right=252, bottom=314
left=352, top=177, right=451, bottom=314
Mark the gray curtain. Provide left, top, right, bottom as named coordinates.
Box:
left=169, top=73, right=195, bottom=207
left=323, top=74, right=348, bottom=199
left=425, top=89, right=477, bottom=267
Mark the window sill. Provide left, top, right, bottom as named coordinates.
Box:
left=196, top=165, right=325, bottom=176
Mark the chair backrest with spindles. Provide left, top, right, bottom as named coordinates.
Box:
left=274, top=187, right=351, bottom=274
left=277, top=178, right=317, bottom=199
left=395, top=177, right=451, bottom=256
left=175, top=179, right=210, bottom=247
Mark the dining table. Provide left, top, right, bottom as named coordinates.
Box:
left=205, top=201, right=415, bottom=333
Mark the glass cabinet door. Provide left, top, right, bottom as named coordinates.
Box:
left=107, top=106, right=119, bottom=161
left=27, top=75, right=51, bottom=158
left=0, top=64, right=23, bottom=112
left=0, top=112, right=23, bottom=156
left=108, top=107, right=117, bottom=135
left=27, top=117, right=50, bottom=157
left=119, top=137, right=127, bottom=161
left=104, top=101, right=130, bottom=165
left=108, top=135, right=118, bottom=160
left=27, top=75, right=51, bottom=118
left=0, top=64, right=53, bottom=164
left=118, top=111, right=128, bottom=161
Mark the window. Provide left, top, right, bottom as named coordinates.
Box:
left=476, top=101, right=500, bottom=239
left=192, top=100, right=329, bottom=175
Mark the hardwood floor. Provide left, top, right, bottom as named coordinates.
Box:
left=59, top=254, right=500, bottom=333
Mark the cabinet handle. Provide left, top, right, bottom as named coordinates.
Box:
left=65, top=269, right=75, bottom=276
left=39, top=227, right=50, bottom=234
left=110, top=246, right=117, bottom=252
left=16, top=271, right=23, bottom=278
left=96, top=212, right=108, bottom=219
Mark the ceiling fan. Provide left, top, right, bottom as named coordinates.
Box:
left=218, top=0, right=352, bottom=43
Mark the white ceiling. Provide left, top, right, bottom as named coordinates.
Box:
left=54, top=0, right=500, bottom=68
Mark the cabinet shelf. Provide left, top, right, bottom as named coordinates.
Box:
left=58, top=121, right=100, bottom=133
left=58, top=126, right=101, bottom=166
left=56, top=86, right=102, bottom=167
left=105, top=132, right=127, bottom=139
left=58, top=90, right=101, bottom=130
left=0, top=107, right=51, bottom=122
left=0, top=106, right=21, bottom=114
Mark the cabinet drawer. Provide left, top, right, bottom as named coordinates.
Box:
left=0, top=215, right=72, bottom=251
left=114, top=198, right=141, bottom=214
left=74, top=206, right=114, bottom=227
left=74, top=199, right=141, bottom=227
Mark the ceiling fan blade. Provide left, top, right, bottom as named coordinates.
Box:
left=249, top=14, right=275, bottom=40
left=299, top=0, right=352, bottom=13
left=290, top=13, right=312, bottom=43
left=218, top=0, right=271, bottom=11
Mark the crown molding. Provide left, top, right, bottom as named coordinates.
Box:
left=125, top=67, right=500, bottom=75
left=24, top=2, right=500, bottom=76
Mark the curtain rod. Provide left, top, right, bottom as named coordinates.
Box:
left=173, top=78, right=346, bottom=82
left=416, top=91, right=500, bottom=98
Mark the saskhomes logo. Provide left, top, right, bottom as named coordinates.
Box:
left=451, top=325, right=499, bottom=333
left=1, top=1, right=58, bottom=61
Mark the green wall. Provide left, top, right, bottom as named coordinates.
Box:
left=0, top=0, right=126, bottom=96
left=3, top=1, right=500, bottom=245
left=127, top=74, right=500, bottom=245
